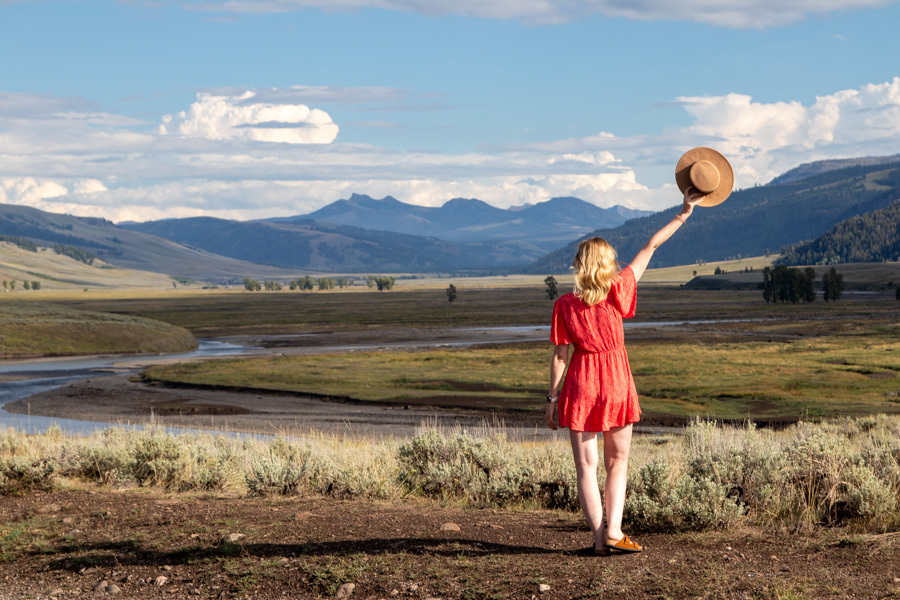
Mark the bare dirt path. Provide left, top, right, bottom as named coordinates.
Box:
left=1, top=489, right=897, bottom=600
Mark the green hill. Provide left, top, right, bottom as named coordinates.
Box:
left=0, top=302, right=197, bottom=358
left=526, top=161, right=900, bottom=273
left=779, top=200, right=900, bottom=265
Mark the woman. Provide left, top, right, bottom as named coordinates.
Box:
left=545, top=187, right=704, bottom=554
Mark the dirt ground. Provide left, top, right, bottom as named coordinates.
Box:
left=1, top=489, right=898, bottom=600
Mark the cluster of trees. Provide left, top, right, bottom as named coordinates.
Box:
left=761, top=266, right=844, bottom=304
left=779, top=201, right=900, bottom=266
left=761, top=266, right=816, bottom=304
left=53, top=244, right=97, bottom=265
left=241, top=275, right=397, bottom=292
left=2, top=280, right=41, bottom=291
left=0, top=235, right=38, bottom=252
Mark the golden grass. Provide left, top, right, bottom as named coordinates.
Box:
left=0, top=242, right=178, bottom=291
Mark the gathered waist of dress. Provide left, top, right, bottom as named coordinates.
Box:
left=572, top=344, right=624, bottom=356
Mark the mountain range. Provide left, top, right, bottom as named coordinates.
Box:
left=123, top=216, right=547, bottom=273
left=526, top=159, right=900, bottom=273
left=3, top=155, right=899, bottom=281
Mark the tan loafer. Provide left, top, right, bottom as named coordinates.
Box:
left=605, top=534, right=642, bottom=553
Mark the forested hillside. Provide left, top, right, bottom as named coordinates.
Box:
left=525, top=161, right=900, bottom=273
left=779, top=200, right=900, bottom=265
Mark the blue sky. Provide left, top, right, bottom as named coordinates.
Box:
left=2, top=0, right=900, bottom=222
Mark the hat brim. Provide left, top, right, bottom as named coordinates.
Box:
left=675, top=147, right=734, bottom=207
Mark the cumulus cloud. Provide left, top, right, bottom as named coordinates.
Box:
left=3, top=79, right=900, bottom=221
left=160, top=91, right=339, bottom=144
left=676, top=77, right=900, bottom=183
left=183, top=0, right=900, bottom=28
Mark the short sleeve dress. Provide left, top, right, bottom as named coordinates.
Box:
left=550, top=266, right=641, bottom=432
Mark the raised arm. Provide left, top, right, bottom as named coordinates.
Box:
left=627, top=187, right=705, bottom=282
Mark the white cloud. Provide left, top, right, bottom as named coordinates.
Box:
left=161, top=91, right=339, bottom=144
left=3, top=79, right=900, bottom=222
left=182, top=0, right=900, bottom=28
left=676, top=77, right=900, bottom=183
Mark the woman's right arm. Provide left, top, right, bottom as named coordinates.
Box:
left=628, top=187, right=705, bottom=282
left=545, top=343, right=570, bottom=430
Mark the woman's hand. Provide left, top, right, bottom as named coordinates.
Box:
left=544, top=401, right=558, bottom=430
left=680, top=186, right=706, bottom=219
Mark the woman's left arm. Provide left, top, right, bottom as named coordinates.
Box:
left=628, top=187, right=705, bottom=282
left=545, top=344, right=570, bottom=430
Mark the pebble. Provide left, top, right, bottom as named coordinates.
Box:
left=47, top=589, right=64, bottom=597
left=106, top=583, right=122, bottom=595
left=334, top=582, right=356, bottom=599
left=93, top=580, right=109, bottom=592
left=538, top=583, right=551, bottom=593
left=154, top=576, right=168, bottom=586
left=440, top=522, right=461, bottom=532
left=61, top=517, right=74, bottom=525
left=390, top=590, right=400, bottom=596
left=162, top=565, right=173, bottom=571
left=222, top=533, right=246, bottom=543
left=80, top=566, right=99, bottom=575
left=408, top=583, right=419, bottom=592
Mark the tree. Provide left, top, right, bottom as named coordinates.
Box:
left=802, top=267, right=817, bottom=303
left=23, top=280, right=30, bottom=290
left=31, top=281, right=40, bottom=290
left=822, top=267, right=845, bottom=302
left=9, top=281, right=15, bottom=291
left=544, top=276, right=558, bottom=301
left=2, top=280, right=6, bottom=290
left=242, top=278, right=261, bottom=291
left=446, top=284, right=457, bottom=302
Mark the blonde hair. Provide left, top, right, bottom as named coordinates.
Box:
left=572, top=237, right=619, bottom=306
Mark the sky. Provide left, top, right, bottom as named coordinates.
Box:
left=2, top=0, right=900, bottom=222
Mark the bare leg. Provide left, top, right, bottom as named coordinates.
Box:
left=569, top=429, right=605, bottom=549
left=602, top=424, right=633, bottom=541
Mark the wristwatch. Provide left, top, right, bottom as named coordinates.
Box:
left=546, top=394, right=558, bottom=403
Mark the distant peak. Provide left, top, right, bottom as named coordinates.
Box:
left=347, top=193, right=400, bottom=204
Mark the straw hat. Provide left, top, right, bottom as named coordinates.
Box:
left=675, top=147, right=734, bottom=207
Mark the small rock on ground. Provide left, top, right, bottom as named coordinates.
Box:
left=334, top=582, right=356, bottom=599
left=154, top=576, right=168, bottom=586
left=440, top=522, right=460, bottom=532
left=538, top=583, right=551, bottom=593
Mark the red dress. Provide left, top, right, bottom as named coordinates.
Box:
left=550, top=266, right=641, bottom=432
